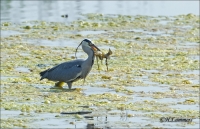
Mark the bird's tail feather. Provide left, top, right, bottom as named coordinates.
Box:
left=40, top=69, right=49, bottom=80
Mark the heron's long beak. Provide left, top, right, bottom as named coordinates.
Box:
left=90, top=43, right=101, bottom=51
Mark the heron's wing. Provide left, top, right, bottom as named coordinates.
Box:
left=40, top=59, right=84, bottom=82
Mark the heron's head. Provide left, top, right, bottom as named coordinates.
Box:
left=75, top=39, right=100, bottom=58
left=81, top=39, right=100, bottom=51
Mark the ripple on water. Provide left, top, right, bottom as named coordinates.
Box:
left=1, top=109, right=21, bottom=119
left=170, top=104, right=199, bottom=110
left=15, top=67, right=30, bottom=73
left=126, top=85, right=168, bottom=93
left=82, top=86, right=116, bottom=96
left=25, top=39, right=79, bottom=47
left=182, top=70, right=199, bottom=75
left=1, top=30, right=24, bottom=37
left=77, top=30, right=106, bottom=36
left=1, top=76, right=18, bottom=80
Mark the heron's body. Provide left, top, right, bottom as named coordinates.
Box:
left=40, top=39, right=99, bottom=89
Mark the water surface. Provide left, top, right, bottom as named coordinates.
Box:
left=1, top=1, right=199, bottom=23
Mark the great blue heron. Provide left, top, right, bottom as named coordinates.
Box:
left=40, top=39, right=100, bottom=89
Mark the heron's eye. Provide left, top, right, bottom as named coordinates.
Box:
left=88, top=42, right=92, bottom=46
left=76, top=64, right=81, bottom=67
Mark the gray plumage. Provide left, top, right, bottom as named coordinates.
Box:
left=40, top=39, right=100, bottom=89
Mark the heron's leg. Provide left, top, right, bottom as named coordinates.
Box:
left=96, top=55, right=100, bottom=70
left=55, top=81, right=65, bottom=88
left=67, top=82, right=72, bottom=89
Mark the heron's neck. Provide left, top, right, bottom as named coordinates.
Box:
left=81, top=48, right=95, bottom=79
left=85, top=49, right=95, bottom=66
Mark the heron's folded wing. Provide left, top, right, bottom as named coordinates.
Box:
left=44, top=60, right=84, bottom=82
